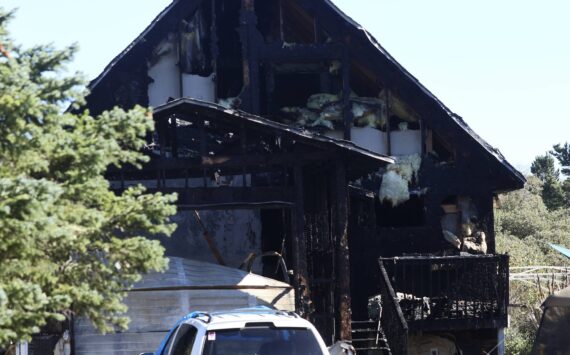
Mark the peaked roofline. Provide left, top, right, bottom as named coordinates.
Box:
left=88, top=0, right=525, bottom=190
left=88, top=0, right=192, bottom=91
left=322, top=0, right=525, bottom=189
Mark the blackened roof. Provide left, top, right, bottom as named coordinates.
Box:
left=87, top=0, right=525, bottom=191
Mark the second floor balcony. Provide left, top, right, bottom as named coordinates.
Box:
left=379, top=254, right=509, bottom=332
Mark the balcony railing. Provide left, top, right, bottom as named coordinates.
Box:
left=378, top=261, right=409, bottom=355
left=379, top=254, right=509, bottom=331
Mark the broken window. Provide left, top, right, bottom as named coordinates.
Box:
left=376, top=195, right=425, bottom=227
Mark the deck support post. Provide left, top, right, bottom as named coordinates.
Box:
left=292, top=165, right=311, bottom=317
left=333, top=160, right=352, bottom=340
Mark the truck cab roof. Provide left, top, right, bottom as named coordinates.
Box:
left=153, top=307, right=329, bottom=355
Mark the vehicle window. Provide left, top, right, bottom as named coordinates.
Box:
left=201, top=327, right=324, bottom=355
left=161, top=325, right=181, bottom=355
left=169, top=324, right=198, bottom=355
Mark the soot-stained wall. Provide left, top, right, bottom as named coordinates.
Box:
left=161, top=210, right=263, bottom=273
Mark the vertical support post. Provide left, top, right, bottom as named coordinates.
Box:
left=333, top=160, right=352, bottom=340
left=240, top=123, right=247, bottom=186
left=497, top=327, right=506, bottom=355
left=265, top=66, right=276, bottom=115
left=158, top=118, right=167, bottom=158
left=239, top=0, right=261, bottom=114
left=170, top=116, right=178, bottom=158
left=177, top=30, right=184, bottom=99
left=279, top=0, right=285, bottom=42
left=15, top=342, right=28, bottom=355
left=313, top=15, right=319, bottom=43
left=385, top=89, right=392, bottom=156
left=420, top=117, right=427, bottom=157
left=200, top=122, right=208, bottom=187
left=486, top=192, right=496, bottom=254
left=500, top=254, right=509, bottom=319
left=342, top=49, right=352, bottom=140
left=291, top=165, right=311, bottom=317
left=211, top=0, right=219, bottom=101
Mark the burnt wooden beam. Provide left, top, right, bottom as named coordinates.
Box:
left=291, top=165, right=311, bottom=317
left=199, top=122, right=208, bottom=186
left=296, top=0, right=342, bottom=39
left=385, top=89, right=392, bottom=156
left=342, top=47, right=351, bottom=140
left=420, top=118, right=427, bottom=157
left=170, top=117, right=179, bottom=158
left=333, top=160, right=352, bottom=340
left=407, top=317, right=508, bottom=332
left=240, top=123, right=248, bottom=186
left=238, top=1, right=261, bottom=114
left=258, top=43, right=344, bottom=62
left=138, top=186, right=294, bottom=209
left=115, top=152, right=334, bottom=173
left=158, top=118, right=168, bottom=158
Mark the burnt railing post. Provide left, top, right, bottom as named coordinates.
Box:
left=378, top=259, right=409, bottom=355
left=380, top=255, right=509, bottom=331
left=498, top=254, right=509, bottom=319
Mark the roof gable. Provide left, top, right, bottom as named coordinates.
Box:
left=86, top=0, right=524, bottom=191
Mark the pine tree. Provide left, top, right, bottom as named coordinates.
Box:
left=551, top=143, right=570, bottom=177
left=530, top=154, right=558, bottom=182
left=0, top=9, right=177, bottom=346
left=530, top=154, right=564, bottom=210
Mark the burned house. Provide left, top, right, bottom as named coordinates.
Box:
left=81, top=0, right=525, bottom=354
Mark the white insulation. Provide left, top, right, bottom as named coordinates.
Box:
left=379, top=154, right=422, bottom=206
left=379, top=171, right=409, bottom=207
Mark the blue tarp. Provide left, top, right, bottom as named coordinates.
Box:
left=549, top=244, right=570, bottom=259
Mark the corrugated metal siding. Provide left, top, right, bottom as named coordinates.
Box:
left=73, top=258, right=294, bottom=355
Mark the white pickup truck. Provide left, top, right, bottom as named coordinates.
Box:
left=143, top=307, right=351, bottom=355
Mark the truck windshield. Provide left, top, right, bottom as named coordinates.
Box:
left=200, top=327, right=324, bottom=355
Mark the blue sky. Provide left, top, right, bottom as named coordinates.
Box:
left=4, top=0, right=570, bottom=171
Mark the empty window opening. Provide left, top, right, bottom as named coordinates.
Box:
left=216, top=0, right=244, bottom=99
left=273, top=72, right=321, bottom=109
left=376, top=195, right=425, bottom=227
left=427, top=130, right=455, bottom=162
